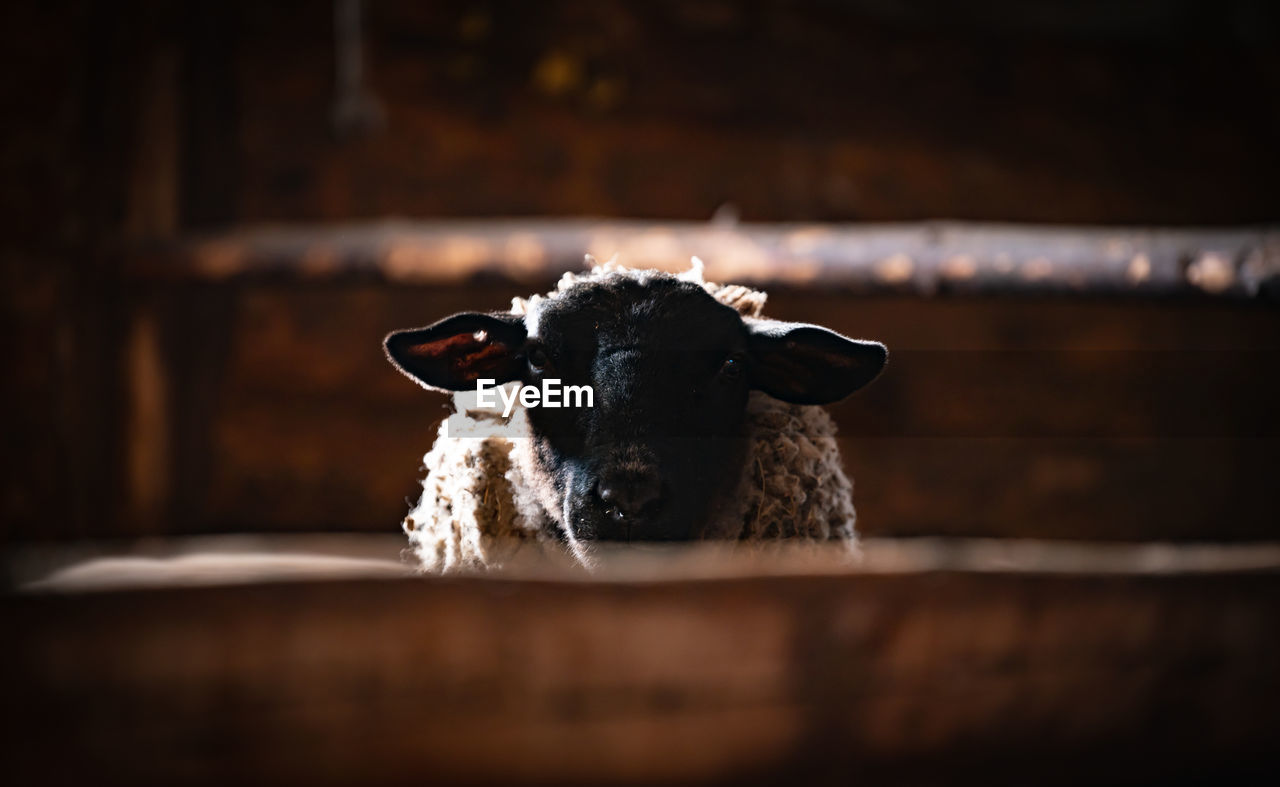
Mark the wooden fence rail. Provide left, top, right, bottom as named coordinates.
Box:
left=6, top=537, right=1280, bottom=785
left=131, top=220, right=1280, bottom=299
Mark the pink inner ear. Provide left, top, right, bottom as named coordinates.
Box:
left=403, top=332, right=514, bottom=382
left=407, top=332, right=479, bottom=359
left=453, top=342, right=511, bottom=380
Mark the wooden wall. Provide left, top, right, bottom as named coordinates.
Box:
left=200, top=0, right=1280, bottom=225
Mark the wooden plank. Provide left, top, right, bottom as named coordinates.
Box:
left=846, top=437, right=1280, bottom=541
left=130, top=220, right=1280, bottom=299
left=5, top=541, right=1279, bottom=785
left=9, top=535, right=1280, bottom=590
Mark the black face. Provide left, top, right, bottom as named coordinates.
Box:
left=522, top=277, right=752, bottom=541
left=384, top=272, right=887, bottom=544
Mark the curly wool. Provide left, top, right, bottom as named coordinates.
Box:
left=402, top=260, right=858, bottom=573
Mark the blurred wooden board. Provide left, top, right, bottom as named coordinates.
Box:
left=183, top=2, right=1280, bottom=225
left=6, top=537, right=1279, bottom=785
left=134, top=220, right=1280, bottom=299
left=11, top=534, right=1280, bottom=592
left=11, top=1, right=1280, bottom=236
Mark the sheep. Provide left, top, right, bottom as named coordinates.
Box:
left=385, top=258, right=887, bottom=572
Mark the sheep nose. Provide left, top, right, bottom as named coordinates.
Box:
left=596, top=471, right=664, bottom=522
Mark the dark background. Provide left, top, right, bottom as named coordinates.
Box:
left=3, top=0, right=1279, bottom=544
left=8, top=0, right=1280, bottom=232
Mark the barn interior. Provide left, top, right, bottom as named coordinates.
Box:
left=3, top=1, right=1279, bottom=784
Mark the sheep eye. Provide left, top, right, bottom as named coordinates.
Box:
left=527, top=347, right=551, bottom=371
left=719, top=354, right=744, bottom=380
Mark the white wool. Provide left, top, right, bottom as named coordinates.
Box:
left=402, top=260, right=859, bottom=572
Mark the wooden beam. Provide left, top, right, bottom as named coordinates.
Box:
left=130, top=220, right=1280, bottom=299
left=9, top=535, right=1280, bottom=591
left=5, top=537, right=1280, bottom=784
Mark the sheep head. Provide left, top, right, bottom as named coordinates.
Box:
left=385, top=268, right=886, bottom=547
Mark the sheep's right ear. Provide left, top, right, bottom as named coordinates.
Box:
left=384, top=312, right=527, bottom=391
left=746, top=318, right=887, bottom=404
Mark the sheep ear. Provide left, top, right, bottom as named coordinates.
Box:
left=746, top=319, right=887, bottom=404
left=384, top=312, right=527, bottom=391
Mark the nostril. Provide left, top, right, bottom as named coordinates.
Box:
left=596, top=474, right=664, bottom=520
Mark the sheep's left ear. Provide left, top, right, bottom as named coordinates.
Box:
left=384, top=312, right=527, bottom=391
left=746, top=319, right=887, bottom=404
